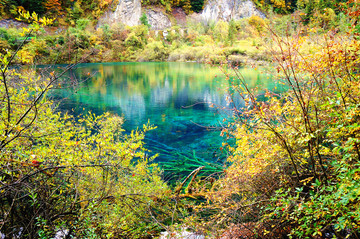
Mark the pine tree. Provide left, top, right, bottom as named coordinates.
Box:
left=16, top=0, right=46, bottom=14
left=190, top=0, right=204, bottom=13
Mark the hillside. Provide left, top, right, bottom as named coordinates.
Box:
left=0, top=0, right=351, bottom=65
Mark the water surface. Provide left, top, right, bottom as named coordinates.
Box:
left=52, top=62, right=275, bottom=163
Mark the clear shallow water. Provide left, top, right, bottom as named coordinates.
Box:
left=51, top=62, right=276, bottom=163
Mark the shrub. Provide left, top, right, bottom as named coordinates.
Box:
left=0, top=14, right=170, bottom=238
left=139, top=40, right=169, bottom=61
left=140, top=12, right=151, bottom=28
left=203, top=23, right=360, bottom=238
left=0, top=27, right=21, bottom=49
left=125, top=32, right=144, bottom=49
left=223, top=46, right=246, bottom=56
left=186, top=19, right=207, bottom=35
left=194, top=34, right=214, bottom=46
left=101, top=23, right=112, bottom=38
left=17, top=39, right=49, bottom=64
left=0, top=39, right=10, bottom=54
left=227, top=19, right=238, bottom=46
left=167, top=44, right=224, bottom=63
left=213, top=20, right=229, bottom=42
left=248, top=15, right=267, bottom=35
left=270, top=14, right=298, bottom=36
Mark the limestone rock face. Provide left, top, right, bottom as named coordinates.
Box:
left=98, top=0, right=263, bottom=29
left=201, top=0, right=265, bottom=23
left=145, top=9, right=172, bottom=30
left=99, top=0, right=141, bottom=26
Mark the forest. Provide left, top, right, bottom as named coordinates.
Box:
left=0, top=0, right=360, bottom=238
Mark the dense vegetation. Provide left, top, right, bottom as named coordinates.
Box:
left=1, top=0, right=360, bottom=238
left=0, top=13, right=172, bottom=238
left=0, top=0, right=352, bottom=66
left=0, top=0, right=205, bottom=18
left=197, top=19, right=360, bottom=238
left=0, top=0, right=348, bottom=18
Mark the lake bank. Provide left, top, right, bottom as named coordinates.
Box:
left=1, top=16, right=271, bottom=67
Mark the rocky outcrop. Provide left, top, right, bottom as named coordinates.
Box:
left=0, top=19, right=28, bottom=29
left=145, top=9, right=172, bottom=30
left=98, top=0, right=263, bottom=29
left=98, top=0, right=141, bottom=26
left=98, top=1, right=171, bottom=30
left=201, top=0, right=265, bottom=23
left=172, top=7, right=187, bottom=26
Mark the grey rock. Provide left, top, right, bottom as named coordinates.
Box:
left=98, top=0, right=141, bottom=27
left=159, top=227, right=205, bottom=239
left=97, top=0, right=262, bottom=29
left=0, top=19, right=28, bottom=29
left=54, top=228, right=69, bottom=239
left=201, top=0, right=265, bottom=23
left=145, top=9, right=172, bottom=30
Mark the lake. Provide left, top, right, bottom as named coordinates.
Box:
left=51, top=62, right=275, bottom=177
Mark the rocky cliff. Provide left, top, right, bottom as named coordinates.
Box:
left=98, top=0, right=141, bottom=26
left=145, top=9, right=172, bottom=30
left=98, top=0, right=171, bottom=30
left=98, top=0, right=263, bottom=29
left=201, top=0, right=265, bottom=23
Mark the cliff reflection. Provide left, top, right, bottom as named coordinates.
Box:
left=52, top=62, right=274, bottom=161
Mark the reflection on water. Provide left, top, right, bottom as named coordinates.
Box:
left=52, top=62, right=274, bottom=162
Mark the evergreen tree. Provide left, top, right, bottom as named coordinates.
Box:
left=16, top=0, right=46, bottom=14
left=227, top=19, right=237, bottom=46
left=140, top=13, right=151, bottom=28
left=190, top=0, right=204, bottom=13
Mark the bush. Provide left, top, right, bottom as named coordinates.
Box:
left=0, top=16, right=170, bottom=238
left=202, top=23, right=360, bottom=238
left=139, top=40, right=169, bottom=61
left=0, top=27, right=21, bottom=49
left=174, top=7, right=360, bottom=236
left=17, top=39, right=49, bottom=64
left=248, top=15, right=267, bottom=35
left=194, top=34, right=214, bottom=46
left=0, top=39, right=10, bottom=54
left=0, top=78, right=168, bottom=237
left=140, top=13, right=151, bottom=28
left=125, top=32, right=144, bottom=49
left=270, top=14, right=298, bottom=36
left=213, top=20, right=229, bottom=42
left=167, top=44, right=224, bottom=62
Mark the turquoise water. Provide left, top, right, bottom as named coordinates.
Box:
left=51, top=62, right=275, bottom=165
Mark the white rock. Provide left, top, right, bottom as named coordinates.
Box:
left=201, top=0, right=265, bottom=23
left=159, top=228, right=205, bottom=239
left=99, top=0, right=141, bottom=26
left=146, top=9, right=172, bottom=30
left=54, top=228, right=69, bottom=239
left=97, top=0, right=263, bottom=29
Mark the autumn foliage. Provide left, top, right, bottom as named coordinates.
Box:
left=1, top=0, right=360, bottom=238
left=185, top=5, right=360, bottom=238
left=44, top=0, right=62, bottom=15
left=0, top=12, right=170, bottom=238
